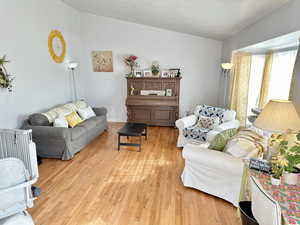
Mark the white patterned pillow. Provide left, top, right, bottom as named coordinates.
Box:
left=74, top=100, right=88, bottom=110
left=224, top=129, right=266, bottom=159
left=197, top=116, right=220, bottom=129
left=64, top=103, right=78, bottom=112
left=78, top=106, right=96, bottom=120
left=53, top=117, right=68, bottom=128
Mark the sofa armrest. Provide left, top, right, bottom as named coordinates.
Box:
left=214, top=119, right=240, bottom=132
left=25, top=125, right=70, bottom=140
left=182, top=146, right=244, bottom=176
left=175, top=115, right=197, bottom=130
left=92, top=107, right=107, bottom=116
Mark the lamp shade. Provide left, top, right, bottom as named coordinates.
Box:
left=68, top=61, right=78, bottom=69
left=254, top=100, right=300, bottom=132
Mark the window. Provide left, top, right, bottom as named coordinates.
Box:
left=247, top=55, right=265, bottom=116
left=267, top=49, right=298, bottom=101
left=247, top=49, right=298, bottom=120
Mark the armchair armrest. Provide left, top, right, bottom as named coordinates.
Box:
left=183, top=146, right=244, bottom=176
left=214, top=120, right=240, bottom=132
left=175, top=115, right=197, bottom=130
left=92, top=107, right=107, bottom=116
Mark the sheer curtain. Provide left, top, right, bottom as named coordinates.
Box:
left=267, top=49, right=298, bottom=102
left=229, top=52, right=252, bottom=126
left=258, top=51, right=273, bottom=108
left=247, top=55, right=265, bottom=116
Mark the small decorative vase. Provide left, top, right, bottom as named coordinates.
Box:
left=284, top=173, right=299, bottom=185
left=271, top=177, right=281, bottom=186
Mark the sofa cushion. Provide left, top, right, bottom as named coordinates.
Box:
left=224, top=129, right=266, bottom=159
left=77, top=116, right=106, bottom=130
left=209, top=128, right=237, bottom=151
left=78, top=106, right=96, bottom=120
left=70, top=127, right=86, bottom=141
left=64, top=103, right=78, bottom=112
left=74, top=100, right=88, bottom=110
left=194, top=105, right=225, bottom=124
left=197, top=115, right=219, bottom=129
left=53, top=106, right=73, bottom=118
left=183, top=125, right=211, bottom=142
left=42, top=109, right=58, bottom=123
left=29, top=114, right=50, bottom=126
left=223, top=110, right=236, bottom=122
left=65, top=112, right=83, bottom=128
left=53, top=117, right=68, bottom=128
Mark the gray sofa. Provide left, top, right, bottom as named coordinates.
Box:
left=23, top=107, right=108, bottom=160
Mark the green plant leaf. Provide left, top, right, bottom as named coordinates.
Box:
left=0, top=55, right=9, bottom=66
left=297, top=132, right=300, bottom=141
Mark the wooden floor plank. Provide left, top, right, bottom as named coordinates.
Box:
left=29, top=123, right=241, bottom=225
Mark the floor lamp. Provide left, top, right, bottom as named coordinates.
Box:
left=68, top=61, right=78, bottom=102
left=221, top=63, right=234, bottom=108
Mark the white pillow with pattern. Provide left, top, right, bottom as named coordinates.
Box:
left=197, top=115, right=220, bottom=129
left=78, top=106, right=96, bottom=120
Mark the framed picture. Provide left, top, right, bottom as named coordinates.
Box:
left=169, top=68, right=179, bottom=77
left=161, top=70, right=170, bottom=78
left=143, top=70, right=152, bottom=77
left=134, top=70, right=143, bottom=77
left=166, top=89, right=172, bottom=96
left=91, top=51, right=113, bottom=72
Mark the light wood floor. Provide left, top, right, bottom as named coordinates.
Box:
left=29, top=123, right=241, bottom=225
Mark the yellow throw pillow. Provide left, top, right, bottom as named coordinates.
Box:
left=65, top=112, right=83, bottom=128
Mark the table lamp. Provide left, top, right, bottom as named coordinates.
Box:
left=254, top=100, right=300, bottom=159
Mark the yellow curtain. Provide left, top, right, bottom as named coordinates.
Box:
left=289, top=43, right=300, bottom=100
left=229, top=52, right=252, bottom=126
left=258, top=51, right=273, bottom=109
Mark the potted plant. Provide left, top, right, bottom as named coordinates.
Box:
left=124, top=55, right=138, bottom=77
left=151, top=61, right=160, bottom=77
left=0, top=55, right=14, bottom=92
left=271, top=160, right=283, bottom=185
left=276, top=132, right=300, bottom=185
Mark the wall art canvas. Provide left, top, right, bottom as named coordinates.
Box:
left=91, top=51, right=113, bottom=72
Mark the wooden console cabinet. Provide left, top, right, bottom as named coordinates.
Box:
left=126, top=77, right=181, bottom=126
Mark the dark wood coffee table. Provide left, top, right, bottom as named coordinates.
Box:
left=118, top=123, right=147, bottom=152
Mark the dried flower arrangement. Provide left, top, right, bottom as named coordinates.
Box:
left=124, top=55, right=138, bottom=77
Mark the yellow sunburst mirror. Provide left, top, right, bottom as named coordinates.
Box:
left=48, top=30, right=66, bottom=63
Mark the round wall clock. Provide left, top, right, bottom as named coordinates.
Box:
left=48, top=30, right=66, bottom=63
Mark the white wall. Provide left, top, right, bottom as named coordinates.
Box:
left=80, top=14, right=222, bottom=122
left=222, top=0, right=300, bottom=61
left=220, top=0, right=300, bottom=110
left=0, top=0, right=83, bottom=128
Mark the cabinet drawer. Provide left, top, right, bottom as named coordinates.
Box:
left=129, top=107, right=151, bottom=121
left=152, top=109, right=173, bottom=121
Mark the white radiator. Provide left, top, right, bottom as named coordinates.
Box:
left=0, top=129, right=39, bottom=181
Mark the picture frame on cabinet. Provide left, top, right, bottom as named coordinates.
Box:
left=161, top=70, right=170, bottom=78
left=143, top=70, right=152, bottom=77
left=134, top=70, right=143, bottom=77
left=169, top=68, right=180, bottom=78
left=166, top=89, right=172, bottom=96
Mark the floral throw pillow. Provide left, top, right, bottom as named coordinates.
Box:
left=197, top=115, right=220, bottom=129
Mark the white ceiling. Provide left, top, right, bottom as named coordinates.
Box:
left=62, top=0, right=290, bottom=40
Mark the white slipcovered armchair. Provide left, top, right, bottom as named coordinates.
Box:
left=175, top=104, right=240, bottom=147
left=181, top=143, right=244, bottom=207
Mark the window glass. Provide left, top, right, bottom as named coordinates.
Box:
left=247, top=55, right=265, bottom=116
left=267, top=49, right=298, bottom=101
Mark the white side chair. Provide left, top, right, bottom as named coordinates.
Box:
left=0, top=158, right=35, bottom=225
left=250, top=176, right=282, bottom=225
left=0, top=129, right=38, bottom=225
